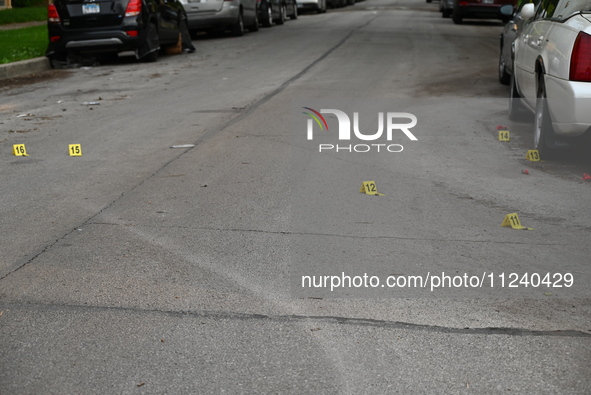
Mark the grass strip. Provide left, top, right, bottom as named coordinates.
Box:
left=0, top=25, right=47, bottom=64
left=0, top=7, right=46, bottom=25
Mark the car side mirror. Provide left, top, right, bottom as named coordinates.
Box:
left=521, top=3, right=535, bottom=20
left=499, top=4, right=514, bottom=16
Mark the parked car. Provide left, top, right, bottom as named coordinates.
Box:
left=296, top=0, right=327, bottom=13
left=180, top=0, right=259, bottom=36
left=257, top=0, right=297, bottom=27
left=452, top=0, right=516, bottom=24
left=498, top=0, right=541, bottom=84
left=510, top=0, right=591, bottom=155
left=440, top=0, right=454, bottom=17
left=46, top=0, right=189, bottom=62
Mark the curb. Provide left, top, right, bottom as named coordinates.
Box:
left=0, top=57, right=51, bottom=80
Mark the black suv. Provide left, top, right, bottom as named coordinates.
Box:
left=46, top=0, right=188, bottom=63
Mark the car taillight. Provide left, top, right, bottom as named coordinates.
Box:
left=48, top=4, right=61, bottom=23
left=458, top=2, right=469, bottom=6
left=50, top=36, right=61, bottom=42
left=126, top=30, right=139, bottom=36
left=125, top=0, right=142, bottom=17
left=570, top=32, right=591, bottom=82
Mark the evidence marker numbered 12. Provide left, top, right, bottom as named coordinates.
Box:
left=360, top=181, right=385, bottom=196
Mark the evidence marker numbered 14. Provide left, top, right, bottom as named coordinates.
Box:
left=498, top=130, right=510, bottom=141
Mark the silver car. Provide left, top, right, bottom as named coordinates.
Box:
left=510, top=0, right=591, bottom=155
left=180, top=0, right=260, bottom=36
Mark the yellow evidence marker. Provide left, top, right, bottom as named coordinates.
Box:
left=68, top=144, right=82, bottom=156
left=12, top=144, right=28, bottom=156
left=501, top=213, right=533, bottom=230
left=526, top=150, right=540, bottom=161
left=498, top=130, right=510, bottom=141
left=360, top=181, right=385, bottom=196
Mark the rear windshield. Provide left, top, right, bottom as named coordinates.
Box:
left=554, top=0, right=591, bottom=18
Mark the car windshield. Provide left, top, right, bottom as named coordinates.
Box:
left=554, top=0, right=591, bottom=17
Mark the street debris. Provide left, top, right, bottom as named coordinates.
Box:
left=16, top=113, right=33, bottom=118
left=583, top=173, right=591, bottom=181
left=522, top=169, right=529, bottom=175
left=82, top=102, right=100, bottom=106
left=170, top=144, right=195, bottom=148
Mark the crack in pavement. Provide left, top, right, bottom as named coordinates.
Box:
left=1, top=302, right=589, bottom=337
left=87, top=222, right=565, bottom=246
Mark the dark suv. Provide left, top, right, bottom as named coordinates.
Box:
left=46, top=0, right=188, bottom=63
left=452, top=0, right=516, bottom=24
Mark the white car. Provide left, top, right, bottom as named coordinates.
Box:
left=510, top=0, right=591, bottom=156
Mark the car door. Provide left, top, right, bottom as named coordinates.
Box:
left=157, top=0, right=182, bottom=41
left=514, top=0, right=559, bottom=109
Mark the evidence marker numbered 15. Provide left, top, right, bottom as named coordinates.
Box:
left=69, top=144, right=82, bottom=156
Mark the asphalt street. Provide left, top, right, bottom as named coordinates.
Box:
left=1, top=0, right=590, bottom=393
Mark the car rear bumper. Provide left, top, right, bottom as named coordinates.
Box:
left=185, top=3, right=239, bottom=30
left=297, top=0, right=320, bottom=9
left=546, top=75, right=591, bottom=137
left=47, top=27, right=146, bottom=54
left=456, top=4, right=505, bottom=19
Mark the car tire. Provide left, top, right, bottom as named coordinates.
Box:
left=498, top=50, right=510, bottom=85
left=261, top=2, right=273, bottom=27
left=290, top=2, right=298, bottom=19
left=534, top=76, right=561, bottom=158
left=276, top=4, right=286, bottom=24
left=231, top=11, right=244, bottom=36
left=141, top=23, right=160, bottom=62
left=452, top=4, right=463, bottom=24
left=250, top=9, right=260, bottom=31
left=508, top=69, right=526, bottom=121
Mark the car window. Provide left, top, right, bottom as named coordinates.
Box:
left=535, top=0, right=560, bottom=18
left=553, top=0, right=591, bottom=18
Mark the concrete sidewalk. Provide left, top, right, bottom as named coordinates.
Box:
left=0, top=56, right=50, bottom=79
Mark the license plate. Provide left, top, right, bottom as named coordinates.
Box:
left=82, top=4, right=100, bottom=14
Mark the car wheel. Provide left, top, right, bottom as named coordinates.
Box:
left=141, top=23, right=160, bottom=62
left=261, top=2, right=273, bottom=27
left=508, top=69, right=525, bottom=120
left=250, top=9, right=260, bottom=31
left=276, top=4, right=286, bottom=24
left=498, top=50, right=510, bottom=85
left=290, top=2, right=298, bottom=19
left=533, top=76, right=560, bottom=158
left=452, top=4, right=463, bottom=24
left=231, top=11, right=244, bottom=36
